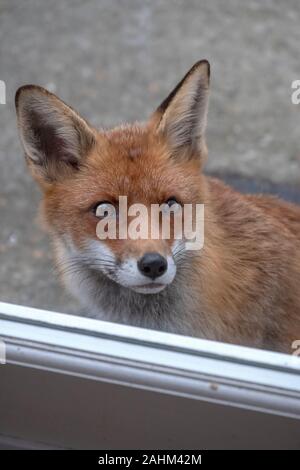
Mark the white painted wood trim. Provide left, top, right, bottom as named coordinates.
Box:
left=1, top=301, right=300, bottom=420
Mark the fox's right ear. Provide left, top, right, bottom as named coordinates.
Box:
left=15, top=85, right=96, bottom=185
left=150, top=60, right=210, bottom=160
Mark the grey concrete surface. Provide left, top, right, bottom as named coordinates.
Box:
left=0, top=0, right=299, bottom=313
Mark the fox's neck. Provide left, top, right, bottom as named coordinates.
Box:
left=60, top=257, right=208, bottom=336
left=199, top=176, right=292, bottom=347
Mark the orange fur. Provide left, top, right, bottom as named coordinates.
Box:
left=15, top=61, right=300, bottom=352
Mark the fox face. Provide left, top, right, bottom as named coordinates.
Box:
left=15, top=61, right=209, bottom=297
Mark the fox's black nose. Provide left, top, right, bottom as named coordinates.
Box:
left=138, top=252, right=168, bottom=279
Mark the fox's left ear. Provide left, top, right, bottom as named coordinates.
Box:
left=150, top=60, right=210, bottom=159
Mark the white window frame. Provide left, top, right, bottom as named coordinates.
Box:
left=0, top=301, right=300, bottom=449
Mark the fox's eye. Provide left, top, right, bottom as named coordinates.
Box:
left=163, top=198, right=182, bottom=213
left=93, top=202, right=116, bottom=219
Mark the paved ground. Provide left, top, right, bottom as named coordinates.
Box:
left=0, top=0, right=300, bottom=314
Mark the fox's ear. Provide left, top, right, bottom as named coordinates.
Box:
left=15, top=85, right=95, bottom=184
left=150, top=60, right=210, bottom=158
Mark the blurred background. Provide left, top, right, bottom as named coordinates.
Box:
left=0, top=0, right=299, bottom=314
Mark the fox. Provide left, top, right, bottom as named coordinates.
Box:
left=15, top=60, right=300, bottom=353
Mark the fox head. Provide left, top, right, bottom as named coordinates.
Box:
left=15, top=61, right=210, bottom=297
